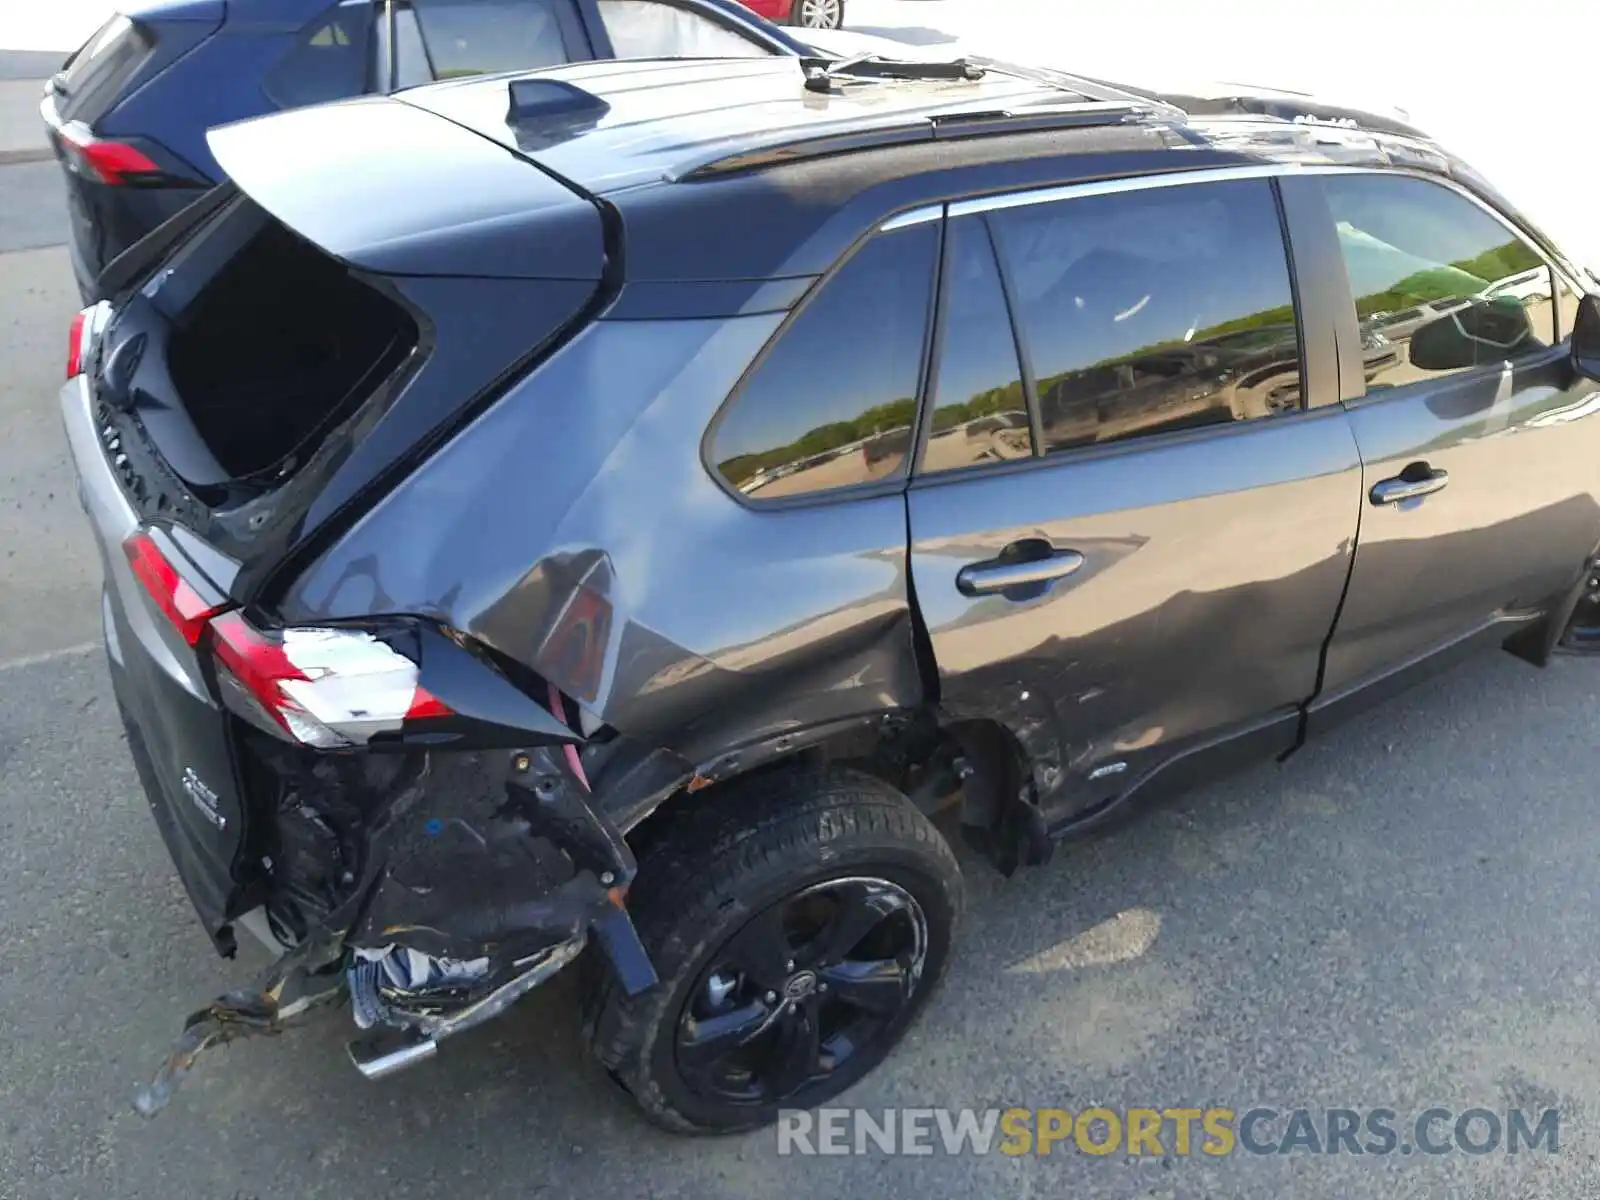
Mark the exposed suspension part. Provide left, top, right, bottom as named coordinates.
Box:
left=1559, top=553, right=1600, bottom=653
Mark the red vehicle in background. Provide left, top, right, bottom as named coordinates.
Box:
left=739, top=0, right=844, bottom=29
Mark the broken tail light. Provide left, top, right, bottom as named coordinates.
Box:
left=123, top=528, right=451, bottom=748
left=123, top=531, right=227, bottom=646
left=210, top=612, right=451, bottom=748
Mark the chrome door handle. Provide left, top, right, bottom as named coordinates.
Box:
left=956, top=547, right=1085, bottom=597
left=1370, top=465, right=1449, bottom=506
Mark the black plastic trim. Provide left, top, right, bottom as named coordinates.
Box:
left=983, top=210, right=1043, bottom=457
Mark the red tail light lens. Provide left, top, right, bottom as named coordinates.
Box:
left=209, top=612, right=453, bottom=748
left=123, top=531, right=227, bottom=646
left=67, top=308, right=89, bottom=379
left=123, top=527, right=452, bottom=747
left=59, top=125, right=161, bottom=185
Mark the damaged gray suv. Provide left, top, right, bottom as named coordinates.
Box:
left=61, top=53, right=1600, bottom=1132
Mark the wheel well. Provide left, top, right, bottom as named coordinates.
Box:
left=621, top=712, right=1032, bottom=871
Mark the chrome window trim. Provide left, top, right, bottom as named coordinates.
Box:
left=946, top=162, right=1290, bottom=218
left=862, top=161, right=1585, bottom=488
left=928, top=162, right=1585, bottom=296
left=880, top=205, right=943, bottom=231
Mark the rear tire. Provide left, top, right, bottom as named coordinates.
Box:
left=582, top=766, right=961, bottom=1133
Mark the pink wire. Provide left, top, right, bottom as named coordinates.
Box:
left=548, top=681, right=591, bottom=792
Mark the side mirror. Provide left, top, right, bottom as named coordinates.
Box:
left=1572, top=292, right=1600, bottom=381
left=1408, top=296, right=1534, bottom=372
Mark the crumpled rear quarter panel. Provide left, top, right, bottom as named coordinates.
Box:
left=279, top=315, right=924, bottom=764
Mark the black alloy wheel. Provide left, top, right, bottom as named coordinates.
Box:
left=582, top=766, right=962, bottom=1133
left=675, top=876, right=928, bottom=1105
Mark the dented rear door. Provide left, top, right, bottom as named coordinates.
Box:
left=907, top=178, right=1362, bottom=829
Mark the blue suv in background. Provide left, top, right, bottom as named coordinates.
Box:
left=39, top=0, right=818, bottom=299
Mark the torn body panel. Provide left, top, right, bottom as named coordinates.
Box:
left=278, top=314, right=929, bottom=768
left=128, top=311, right=936, bottom=1109
left=130, top=311, right=926, bottom=1109
left=908, top=409, right=1363, bottom=831
left=138, top=737, right=658, bottom=1113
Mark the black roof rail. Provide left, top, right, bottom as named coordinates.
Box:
left=680, top=98, right=1174, bottom=180
left=930, top=100, right=1166, bottom=139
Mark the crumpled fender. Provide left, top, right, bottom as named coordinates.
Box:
left=279, top=314, right=926, bottom=771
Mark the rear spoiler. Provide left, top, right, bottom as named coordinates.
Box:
left=205, top=97, right=604, bottom=280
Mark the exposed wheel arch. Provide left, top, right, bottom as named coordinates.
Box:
left=582, top=763, right=961, bottom=1133
left=618, top=708, right=1045, bottom=876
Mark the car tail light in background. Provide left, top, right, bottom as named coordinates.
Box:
left=56, top=123, right=162, bottom=185
left=123, top=531, right=226, bottom=645
left=210, top=612, right=451, bottom=748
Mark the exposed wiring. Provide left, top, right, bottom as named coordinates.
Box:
left=547, top=681, right=591, bottom=792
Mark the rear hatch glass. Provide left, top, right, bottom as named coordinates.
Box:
left=53, top=15, right=156, bottom=124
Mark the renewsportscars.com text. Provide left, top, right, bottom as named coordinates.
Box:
left=776, top=1106, right=1560, bottom=1157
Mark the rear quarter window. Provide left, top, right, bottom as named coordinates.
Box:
left=265, top=1, right=374, bottom=107
left=58, top=14, right=156, bottom=123
left=708, top=223, right=939, bottom=502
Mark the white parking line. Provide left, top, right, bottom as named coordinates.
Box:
left=0, top=640, right=98, bottom=672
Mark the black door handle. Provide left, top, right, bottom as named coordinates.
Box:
left=1370, top=463, right=1449, bottom=506
left=957, top=543, right=1085, bottom=597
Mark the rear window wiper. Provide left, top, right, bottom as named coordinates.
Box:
left=799, top=55, right=985, bottom=94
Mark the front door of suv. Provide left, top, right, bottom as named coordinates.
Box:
left=1303, top=171, right=1600, bottom=727
left=906, top=174, right=1364, bottom=831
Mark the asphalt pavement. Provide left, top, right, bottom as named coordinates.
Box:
left=4, top=28, right=1600, bottom=1200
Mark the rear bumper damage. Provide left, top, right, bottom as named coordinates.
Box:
left=135, top=742, right=659, bottom=1115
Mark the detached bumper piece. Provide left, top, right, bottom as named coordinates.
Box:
left=135, top=744, right=657, bottom=1112
left=133, top=939, right=349, bottom=1118
left=346, top=935, right=587, bottom=1080
left=342, top=743, right=659, bottom=1078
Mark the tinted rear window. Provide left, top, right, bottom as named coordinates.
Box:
left=710, top=224, right=938, bottom=501
left=58, top=14, right=155, bottom=123
left=265, top=1, right=373, bottom=107
left=991, top=178, right=1305, bottom=453
left=410, top=0, right=571, bottom=80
